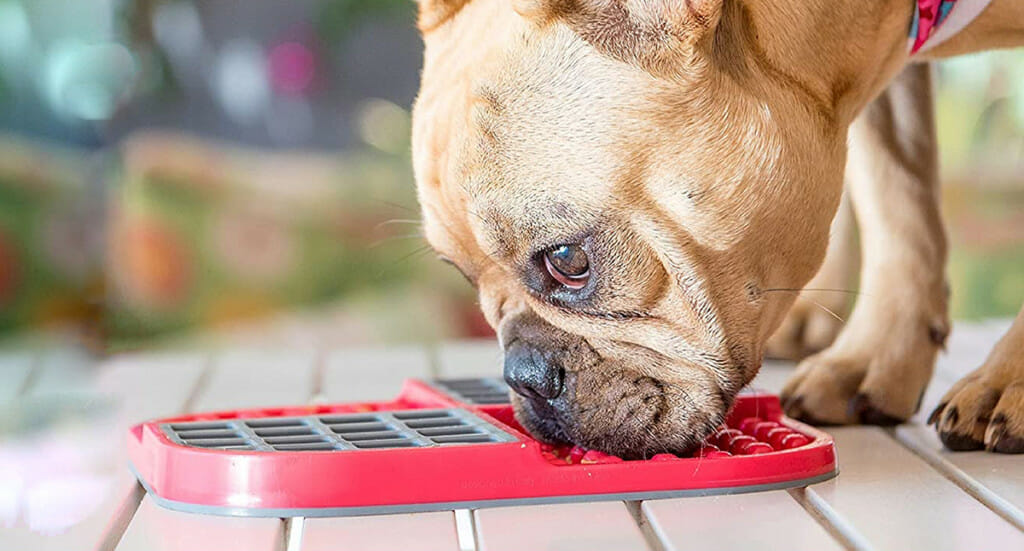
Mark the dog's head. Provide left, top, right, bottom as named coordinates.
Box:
left=412, top=0, right=847, bottom=457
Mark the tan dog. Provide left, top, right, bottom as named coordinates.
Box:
left=411, top=0, right=1024, bottom=457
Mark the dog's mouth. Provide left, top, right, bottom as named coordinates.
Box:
left=509, top=365, right=734, bottom=460
left=496, top=307, right=746, bottom=459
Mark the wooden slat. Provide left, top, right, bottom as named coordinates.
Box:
left=301, top=512, right=459, bottom=551
left=96, top=354, right=210, bottom=437
left=0, top=353, right=206, bottom=551
left=435, top=340, right=503, bottom=378
left=804, top=427, right=1024, bottom=550
left=643, top=491, right=843, bottom=551
left=475, top=502, right=649, bottom=551
left=191, top=349, right=317, bottom=410
left=321, top=346, right=431, bottom=402
left=117, top=349, right=317, bottom=551
left=118, top=498, right=281, bottom=551
left=0, top=352, right=33, bottom=402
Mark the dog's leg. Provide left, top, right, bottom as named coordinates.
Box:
left=929, top=308, right=1024, bottom=453
left=781, top=63, right=950, bottom=424
left=765, top=188, right=858, bottom=361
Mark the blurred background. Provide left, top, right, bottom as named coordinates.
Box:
left=0, top=0, right=1021, bottom=352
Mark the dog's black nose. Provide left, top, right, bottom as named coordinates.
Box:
left=503, top=341, right=564, bottom=400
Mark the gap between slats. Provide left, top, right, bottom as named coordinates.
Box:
left=279, top=352, right=326, bottom=551
left=306, top=350, right=329, bottom=404
left=625, top=501, right=666, bottom=551
left=456, top=509, right=479, bottom=551
left=95, top=483, right=146, bottom=551
left=14, top=353, right=43, bottom=397
left=282, top=517, right=304, bottom=551
left=425, top=342, right=443, bottom=378
left=787, top=488, right=872, bottom=551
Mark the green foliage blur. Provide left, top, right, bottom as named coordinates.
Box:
left=0, top=0, right=1020, bottom=351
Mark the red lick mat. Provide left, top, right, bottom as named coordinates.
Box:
left=127, top=378, right=838, bottom=516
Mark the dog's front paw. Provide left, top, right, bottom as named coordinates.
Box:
left=780, top=314, right=946, bottom=425
left=929, top=344, right=1024, bottom=453
left=779, top=352, right=866, bottom=424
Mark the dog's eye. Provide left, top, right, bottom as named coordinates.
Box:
left=543, top=244, right=589, bottom=289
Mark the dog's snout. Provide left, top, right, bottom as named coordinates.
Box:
left=503, top=341, right=564, bottom=400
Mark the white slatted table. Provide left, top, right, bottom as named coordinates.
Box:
left=0, top=321, right=1021, bottom=551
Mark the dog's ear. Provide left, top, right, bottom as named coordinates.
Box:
left=512, top=0, right=723, bottom=78
left=416, top=0, right=472, bottom=32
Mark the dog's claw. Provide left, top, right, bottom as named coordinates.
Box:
left=927, top=402, right=946, bottom=425
left=936, top=404, right=985, bottom=450
left=984, top=415, right=1005, bottom=451
left=984, top=414, right=1024, bottom=454
left=939, top=405, right=959, bottom=431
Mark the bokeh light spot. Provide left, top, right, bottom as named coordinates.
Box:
left=42, top=40, right=138, bottom=121
left=268, top=41, right=315, bottom=96
left=214, top=39, right=269, bottom=125
left=356, top=98, right=410, bottom=153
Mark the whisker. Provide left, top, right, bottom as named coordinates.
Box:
left=804, top=297, right=845, bottom=322
left=763, top=288, right=846, bottom=322
left=693, top=445, right=704, bottom=474
left=367, top=245, right=434, bottom=282
left=373, top=218, right=423, bottom=232
left=762, top=287, right=867, bottom=298
left=370, top=199, right=418, bottom=213
left=388, top=244, right=435, bottom=267
left=368, top=233, right=426, bottom=249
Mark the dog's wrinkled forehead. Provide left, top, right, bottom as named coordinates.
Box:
left=418, top=27, right=689, bottom=260
left=416, top=24, right=788, bottom=251
left=468, top=42, right=654, bottom=221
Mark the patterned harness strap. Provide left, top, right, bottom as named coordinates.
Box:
left=909, top=0, right=994, bottom=55
left=910, top=0, right=958, bottom=54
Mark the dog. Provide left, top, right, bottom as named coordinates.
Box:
left=410, top=0, right=1024, bottom=457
